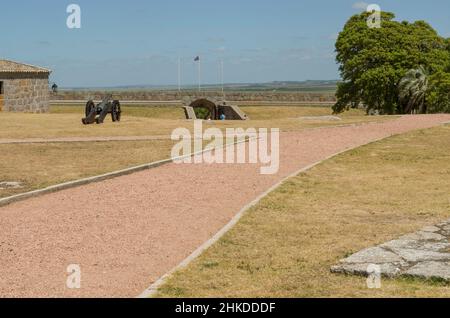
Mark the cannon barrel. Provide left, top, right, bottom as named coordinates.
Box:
left=81, top=96, right=121, bottom=125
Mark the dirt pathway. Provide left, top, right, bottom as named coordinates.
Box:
left=0, top=115, right=449, bottom=297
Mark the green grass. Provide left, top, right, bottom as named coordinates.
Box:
left=156, top=125, right=450, bottom=298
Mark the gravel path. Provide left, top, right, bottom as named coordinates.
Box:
left=0, top=115, right=449, bottom=298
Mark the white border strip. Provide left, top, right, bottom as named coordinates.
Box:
left=0, top=158, right=172, bottom=207
left=137, top=123, right=449, bottom=298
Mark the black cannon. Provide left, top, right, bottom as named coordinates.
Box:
left=82, top=96, right=122, bottom=125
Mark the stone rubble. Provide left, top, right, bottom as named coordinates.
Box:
left=0, top=182, right=23, bottom=189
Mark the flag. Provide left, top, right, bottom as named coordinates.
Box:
left=194, top=56, right=200, bottom=62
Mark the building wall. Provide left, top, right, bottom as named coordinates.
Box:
left=1, top=76, right=50, bottom=113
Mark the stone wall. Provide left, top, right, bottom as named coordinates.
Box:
left=1, top=76, right=50, bottom=113
left=218, top=105, right=247, bottom=120
left=52, top=90, right=336, bottom=103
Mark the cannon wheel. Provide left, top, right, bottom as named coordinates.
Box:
left=111, top=100, right=122, bottom=122
left=85, top=100, right=96, bottom=117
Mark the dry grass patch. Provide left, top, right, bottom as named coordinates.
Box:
left=51, top=104, right=186, bottom=119
left=0, top=112, right=190, bottom=139
left=0, top=106, right=392, bottom=140
left=0, top=140, right=175, bottom=198
left=157, top=125, right=450, bottom=298
left=240, top=106, right=363, bottom=120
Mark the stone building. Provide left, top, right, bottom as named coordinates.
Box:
left=0, top=59, right=51, bottom=113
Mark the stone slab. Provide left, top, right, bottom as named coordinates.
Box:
left=331, top=219, right=450, bottom=281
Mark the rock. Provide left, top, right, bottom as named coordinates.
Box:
left=440, top=223, right=450, bottom=236
left=416, top=242, right=450, bottom=252
left=421, top=226, right=441, bottom=233
left=382, top=239, right=450, bottom=252
left=391, top=248, right=450, bottom=263
left=0, top=181, right=23, bottom=189
left=381, top=238, right=418, bottom=250
left=340, top=247, right=404, bottom=264
left=398, top=231, right=446, bottom=242
left=331, top=262, right=403, bottom=278
left=331, top=220, right=450, bottom=282
left=404, top=261, right=450, bottom=281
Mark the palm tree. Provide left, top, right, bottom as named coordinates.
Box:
left=399, top=66, right=429, bottom=114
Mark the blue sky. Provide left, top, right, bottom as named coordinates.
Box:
left=1, top=0, right=449, bottom=87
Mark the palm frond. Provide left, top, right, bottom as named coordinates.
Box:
left=398, top=66, right=429, bottom=113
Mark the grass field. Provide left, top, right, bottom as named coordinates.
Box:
left=0, top=140, right=176, bottom=198
left=0, top=105, right=391, bottom=140
left=156, top=125, right=450, bottom=298
left=0, top=111, right=188, bottom=140
left=50, top=104, right=186, bottom=119
left=239, top=106, right=363, bottom=120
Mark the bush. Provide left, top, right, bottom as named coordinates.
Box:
left=427, top=71, right=450, bottom=113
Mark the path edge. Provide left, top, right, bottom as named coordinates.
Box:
left=0, top=139, right=251, bottom=208
left=0, top=159, right=172, bottom=208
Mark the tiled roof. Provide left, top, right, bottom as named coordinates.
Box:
left=0, top=59, right=51, bottom=74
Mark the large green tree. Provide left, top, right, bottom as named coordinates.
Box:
left=333, top=11, right=450, bottom=114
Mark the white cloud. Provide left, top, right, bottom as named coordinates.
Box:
left=352, top=1, right=369, bottom=10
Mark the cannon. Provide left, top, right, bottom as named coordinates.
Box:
left=82, top=96, right=122, bottom=125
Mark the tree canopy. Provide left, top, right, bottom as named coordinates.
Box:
left=427, top=71, right=450, bottom=113
left=333, top=11, right=450, bottom=114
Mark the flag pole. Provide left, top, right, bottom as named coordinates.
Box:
left=198, top=57, right=201, bottom=92
left=220, top=59, right=224, bottom=98
left=178, top=57, right=181, bottom=92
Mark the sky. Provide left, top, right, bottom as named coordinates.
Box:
left=1, top=0, right=449, bottom=87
